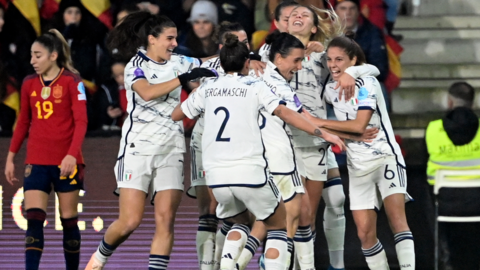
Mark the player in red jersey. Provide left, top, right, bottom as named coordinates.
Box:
left=4, top=29, right=87, bottom=270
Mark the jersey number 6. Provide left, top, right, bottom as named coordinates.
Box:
left=214, top=107, right=230, bottom=142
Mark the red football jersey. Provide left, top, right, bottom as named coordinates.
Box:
left=9, top=69, right=88, bottom=165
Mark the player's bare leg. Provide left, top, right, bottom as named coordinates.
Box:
left=195, top=186, right=218, bottom=270
left=86, top=188, right=145, bottom=270
left=57, top=190, right=81, bottom=270
left=352, top=209, right=389, bottom=270
left=24, top=190, right=49, bottom=270
left=150, top=189, right=183, bottom=269
left=384, top=194, right=415, bottom=270
left=323, top=168, right=346, bottom=270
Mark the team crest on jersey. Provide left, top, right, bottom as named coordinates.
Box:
left=198, top=171, right=205, bottom=178
left=24, top=165, right=32, bottom=177
left=124, top=170, right=133, bottom=181
left=41, top=87, right=51, bottom=99
left=53, top=85, right=63, bottom=98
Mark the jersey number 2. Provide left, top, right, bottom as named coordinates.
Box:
left=214, top=107, right=230, bottom=142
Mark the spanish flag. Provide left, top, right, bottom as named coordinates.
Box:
left=384, top=34, right=403, bottom=92
left=40, top=0, right=60, bottom=20
left=80, top=0, right=112, bottom=30
left=11, top=0, right=41, bottom=36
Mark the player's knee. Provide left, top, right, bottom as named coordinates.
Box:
left=265, top=247, right=280, bottom=259
left=121, top=218, right=142, bottom=234
left=357, top=228, right=376, bottom=244
left=226, top=230, right=241, bottom=241
left=155, top=210, right=175, bottom=229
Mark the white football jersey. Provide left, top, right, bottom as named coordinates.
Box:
left=259, top=61, right=303, bottom=174
left=260, top=44, right=381, bottom=148
left=324, top=76, right=405, bottom=173
left=182, top=73, right=285, bottom=187
left=119, top=50, right=200, bottom=157
left=190, top=57, right=226, bottom=152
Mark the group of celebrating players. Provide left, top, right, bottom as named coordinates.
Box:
left=4, top=1, right=415, bottom=270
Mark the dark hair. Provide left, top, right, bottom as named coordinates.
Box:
left=106, top=11, right=176, bottom=60
left=185, top=22, right=217, bottom=58
left=327, top=32, right=366, bottom=65
left=35, top=29, right=78, bottom=73
left=219, top=33, right=249, bottom=73
left=265, top=30, right=304, bottom=62
left=215, top=21, right=245, bottom=45
left=449, top=82, right=475, bottom=105
left=274, top=1, right=299, bottom=21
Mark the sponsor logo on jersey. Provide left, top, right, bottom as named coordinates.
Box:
left=24, top=165, right=32, bottom=177
left=31, top=91, right=37, bottom=97
left=334, top=97, right=338, bottom=103
left=389, top=183, right=397, bottom=189
left=151, top=74, right=158, bottom=79
left=70, top=179, right=77, bottom=185
left=53, top=85, right=63, bottom=98
left=77, top=82, right=86, bottom=101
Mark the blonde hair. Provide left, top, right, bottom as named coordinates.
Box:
left=35, top=29, right=79, bottom=74
left=302, top=5, right=345, bottom=45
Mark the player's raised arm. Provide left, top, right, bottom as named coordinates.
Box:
left=131, top=67, right=216, bottom=101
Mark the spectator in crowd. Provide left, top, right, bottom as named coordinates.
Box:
left=0, top=62, right=19, bottom=137
left=176, top=0, right=219, bottom=58
left=52, top=0, right=109, bottom=86
left=425, top=82, right=480, bottom=270
left=114, top=2, right=141, bottom=26
left=94, top=61, right=128, bottom=130
left=335, top=0, right=391, bottom=110
left=383, top=0, right=403, bottom=40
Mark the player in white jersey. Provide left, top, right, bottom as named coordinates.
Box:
left=188, top=21, right=251, bottom=270
left=259, top=5, right=380, bottom=270
left=304, top=35, right=415, bottom=270
left=172, top=34, right=344, bottom=270
left=86, top=13, right=216, bottom=270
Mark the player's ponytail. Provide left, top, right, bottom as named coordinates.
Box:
left=265, top=31, right=304, bottom=63
left=327, top=33, right=366, bottom=66
left=35, top=29, right=79, bottom=74
left=107, top=11, right=176, bottom=60
left=219, top=33, right=249, bottom=73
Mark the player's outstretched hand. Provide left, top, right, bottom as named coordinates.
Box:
left=178, top=68, right=218, bottom=90
left=335, top=72, right=355, bottom=101
left=361, top=127, right=379, bottom=142
left=323, top=131, right=346, bottom=151
left=305, top=41, right=324, bottom=55
left=5, top=160, right=18, bottom=185
left=250, top=60, right=266, bottom=77
left=60, top=155, right=77, bottom=177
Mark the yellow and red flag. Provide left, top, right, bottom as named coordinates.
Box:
left=12, top=0, right=41, bottom=36
left=80, top=0, right=112, bottom=30
left=384, top=34, right=403, bottom=92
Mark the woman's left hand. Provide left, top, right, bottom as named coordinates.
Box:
left=250, top=60, right=266, bottom=77
left=335, top=73, right=356, bottom=101
left=60, top=155, right=77, bottom=177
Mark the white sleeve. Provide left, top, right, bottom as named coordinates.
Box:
left=257, top=82, right=286, bottom=114
left=124, top=62, right=147, bottom=90
left=344, top=64, right=380, bottom=79
left=179, top=55, right=201, bottom=73
left=181, top=88, right=205, bottom=119
left=357, top=78, right=378, bottom=111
